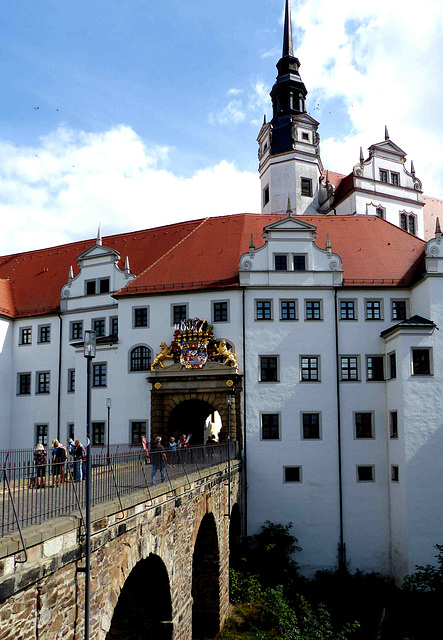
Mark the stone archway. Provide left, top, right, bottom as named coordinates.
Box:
left=167, top=398, right=214, bottom=445
left=192, top=513, right=220, bottom=639
left=106, top=553, right=172, bottom=640
left=148, top=364, right=242, bottom=445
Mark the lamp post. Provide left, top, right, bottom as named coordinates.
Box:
left=226, top=393, right=232, bottom=519
left=106, top=398, right=111, bottom=462
left=83, top=330, right=96, bottom=640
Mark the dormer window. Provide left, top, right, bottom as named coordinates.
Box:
left=85, top=278, right=110, bottom=295
left=391, top=172, right=399, bottom=186
left=400, top=213, right=416, bottom=235
left=379, top=169, right=388, bottom=183
left=274, top=255, right=288, bottom=271
left=301, top=132, right=309, bottom=141
left=376, top=208, right=384, bottom=219
left=301, top=178, right=312, bottom=197
left=293, top=255, right=306, bottom=271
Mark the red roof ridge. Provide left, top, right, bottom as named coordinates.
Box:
left=119, top=217, right=211, bottom=292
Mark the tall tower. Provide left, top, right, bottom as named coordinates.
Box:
left=257, top=0, right=330, bottom=215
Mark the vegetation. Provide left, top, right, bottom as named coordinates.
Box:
left=218, top=523, right=443, bottom=640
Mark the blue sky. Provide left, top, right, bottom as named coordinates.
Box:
left=1, top=0, right=443, bottom=254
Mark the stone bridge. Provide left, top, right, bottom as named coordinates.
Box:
left=0, top=460, right=242, bottom=640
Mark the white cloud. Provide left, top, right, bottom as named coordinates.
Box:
left=291, top=0, right=443, bottom=195
left=208, top=100, right=246, bottom=126
left=0, top=125, right=260, bottom=255
left=227, top=88, right=243, bottom=96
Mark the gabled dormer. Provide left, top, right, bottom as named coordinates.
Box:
left=60, top=228, right=134, bottom=311
left=239, top=206, right=342, bottom=287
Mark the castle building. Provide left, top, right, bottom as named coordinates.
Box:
left=1, top=0, right=443, bottom=580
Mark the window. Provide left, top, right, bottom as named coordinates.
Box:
left=131, top=421, right=147, bottom=445
left=261, top=414, right=280, bottom=440
left=341, top=356, right=359, bottom=381
left=134, top=307, right=148, bottom=328
left=305, top=300, right=322, bottom=320
left=18, top=373, right=31, bottom=395
left=391, top=172, right=399, bottom=186
left=302, top=413, right=321, bottom=439
left=99, top=278, right=110, bottom=294
left=263, top=185, right=270, bottom=206
left=389, top=352, right=397, bottom=379
left=92, top=318, right=106, bottom=337
left=400, top=213, right=416, bottom=235
left=36, top=372, right=50, bottom=394
left=36, top=424, right=48, bottom=446
left=300, top=356, right=319, bottom=381
left=92, top=422, right=105, bottom=446
left=355, top=413, right=373, bottom=439
left=260, top=356, right=278, bottom=382
left=293, top=255, right=306, bottom=271
left=110, top=317, right=118, bottom=335
left=392, top=300, right=407, bottom=320
left=68, top=369, right=75, bottom=393
left=274, top=255, right=288, bottom=271
left=301, top=177, right=312, bottom=196
left=71, top=321, right=83, bottom=340
left=379, top=169, right=388, bottom=183
left=391, top=465, right=399, bottom=482
left=173, top=304, right=187, bottom=325
left=367, top=356, right=384, bottom=381
left=366, top=300, right=382, bottom=320
left=280, top=300, right=297, bottom=320
left=213, top=301, right=228, bottom=323
left=256, top=300, right=272, bottom=320
left=376, top=207, right=384, bottom=218
left=67, top=423, right=75, bottom=440
left=340, top=300, right=355, bottom=320
left=19, top=327, right=32, bottom=345
left=301, top=132, right=309, bottom=141
left=86, top=280, right=96, bottom=296
left=38, top=325, right=51, bottom=343
left=390, top=411, right=398, bottom=439
left=284, top=466, right=302, bottom=482
left=130, top=346, right=152, bottom=371
left=412, top=348, right=431, bottom=375
left=357, top=466, right=374, bottom=482
left=93, top=363, right=107, bottom=387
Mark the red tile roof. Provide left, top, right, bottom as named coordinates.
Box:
left=0, top=214, right=426, bottom=319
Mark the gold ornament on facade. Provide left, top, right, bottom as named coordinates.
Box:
left=151, top=342, right=174, bottom=370
left=214, top=339, right=238, bottom=368
left=154, top=382, right=162, bottom=389
left=226, top=379, right=234, bottom=387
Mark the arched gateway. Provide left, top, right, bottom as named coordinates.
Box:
left=148, top=318, right=243, bottom=445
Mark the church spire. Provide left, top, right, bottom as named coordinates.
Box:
left=282, top=0, right=294, bottom=57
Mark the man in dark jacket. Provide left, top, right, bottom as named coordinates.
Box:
left=150, top=436, right=167, bottom=485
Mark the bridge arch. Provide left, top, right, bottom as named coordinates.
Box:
left=106, top=553, right=172, bottom=640
left=192, top=512, right=220, bottom=639
left=229, top=502, right=243, bottom=570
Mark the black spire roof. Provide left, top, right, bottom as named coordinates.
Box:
left=270, top=0, right=308, bottom=154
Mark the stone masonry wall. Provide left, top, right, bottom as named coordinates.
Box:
left=0, top=462, right=242, bottom=640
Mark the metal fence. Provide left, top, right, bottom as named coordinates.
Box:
left=1, top=443, right=238, bottom=538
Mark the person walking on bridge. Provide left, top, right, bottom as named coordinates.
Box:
left=150, top=436, right=167, bottom=486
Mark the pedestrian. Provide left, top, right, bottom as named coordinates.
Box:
left=150, top=436, right=167, bottom=486
left=73, top=439, right=85, bottom=482
left=168, top=436, right=177, bottom=467
left=67, top=438, right=75, bottom=456
left=34, top=443, right=47, bottom=488
left=52, top=440, right=67, bottom=486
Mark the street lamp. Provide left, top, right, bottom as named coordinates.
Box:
left=106, top=398, right=112, bottom=461
left=83, top=330, right=96, bottom=640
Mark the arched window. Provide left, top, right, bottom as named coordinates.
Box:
left=130, top=346, right=151, bottom=371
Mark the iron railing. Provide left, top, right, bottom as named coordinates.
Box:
left=1, top=443, right=238, bottom=538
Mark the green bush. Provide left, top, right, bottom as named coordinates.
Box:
left=230, top=568, right=262, bottom=604
left=403, top=544, right=443, bottom=593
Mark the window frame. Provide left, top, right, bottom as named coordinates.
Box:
left=365, top=299, right=383, bottom=321
left=263, top=185, right=270, bottom=206
left=19, top=326, right=32, bottom=345
left=133, top=306, right=149, bottom=328
left=340, top=355, right=360, bottom=382
left=255, top=299, right=273, bottom=321
left=301, top=412, right=321, bottom=440
left=92, top=363, right=107, bottom=388
left=366, top=355, right=385, bottom=382
left=357, top=465, right=375, bottom=482
left=171, top=303, right=188, bottom=326
left=17, top=373, right=31, bottom=396
left=212, top=300, right=229, bottom=323
left=339, top=299, right=357, bottom=320
left=354, top=412, right=374, bottom=439
left=38, top=324, right=51, bottom=344
left=411, top=348, right=432, bottom=376
left=274, top=254, right=288, bottom=271
left=280, top=299, right=298, bottom=321
left=283, top=466, right=302, bottom=483
left=129, top=345, right=152, bottom=372
left=390, top=411, right=398, bottom=439
left=300, top=356, right=320, bottom=382
left=379, top=169, right=388, bottom=183
left=67, top=369, right=75, bottom=393
left=35, top=424, right=48, bottom=446
left=305, top=299, right=322, bottom=321
left=260, top=413, right=280, bottom=440
left=92, top=318, right=106, bottom=337
left=131, top=421, right=147, bottom=445
left=293, top=255, right=306, bottom=271
left=259, top=356, right=279, bottom=382
left=70, top=321, right=83, bottom=340
left=388, top=351, right=397, bottom=380
left=391, top=299, right=407, bottom=321
left=36, top=371, right=50, bottom=395
left=92, top=421, right=105, bottom=446
left=391, top=465, right=399, bottom=482
left=390, top=172, right=400, bottom=186
left=110, top=316, right=118, bottom=335
left=301, top=177, right=312, bottom=197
